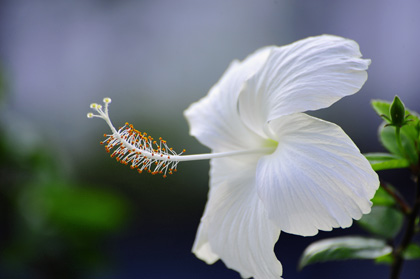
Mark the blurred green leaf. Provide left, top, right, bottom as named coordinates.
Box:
left=20, top=181, right=128, bottom=235
left=379, top=124, right=418, bottom=164
left=372, top=100, right=392, bottom=119
left=403, top=243, right=420, bottom=260
left=299, top=236, right=392, bottom=269
left=375, top=253, right=393, bottom=264
left=372, top=99, right=413, bottom=120
left=47, top=184, right=127, bottom=233
left=373, top=99, right=420, bottom=164
left=358, top=206, right=404, bottom=239
left=364, top=152, right=410, bottom=171
left=371, top=186, right=396, bottom=207
left=375, top=243, right=420, bottom=265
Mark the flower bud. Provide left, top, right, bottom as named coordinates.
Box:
left=389, top=96, right=406, bottom=127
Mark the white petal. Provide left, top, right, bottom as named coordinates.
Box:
left=256, top=113, right=379, bottom=236
left=184, top=47, right=272, bottom=151
left=238, top=35, right=371, bottom=136
left=192, top=221, right=219, bottom=264
left=193, top=155, right=283, bottom=279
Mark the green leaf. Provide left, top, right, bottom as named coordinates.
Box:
left=375, top=253, right=393, bottom=264
left=371, top=100, right=391, bottom=119
left=403, top=243, right=420, bottom=260
left=299, top=236, right=392, bottom=269
left=358, top=206, right=404, bottom=239
left=371, top=99, right=413, bottom=120
left=364, top=152, right=410, bottom=171
left=373, top=99, right=420, bottom=164
left=46, top=184, right=128, bottom=233
left=371, top=186, right=396, bottom=207
left=19, top=181, right=128, bottom=235
left=373, top=244, right=420, bottom=264
left=379, top=124, right=419, bottom=164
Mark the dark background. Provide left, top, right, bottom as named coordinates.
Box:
left=0, top=0, right=420, bottom=278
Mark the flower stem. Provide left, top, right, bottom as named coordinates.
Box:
left=390, top=169, right=420, bottom=279
left=395, top=127, right=405, bottom=157
left=380, top=182, right=411, bottom=215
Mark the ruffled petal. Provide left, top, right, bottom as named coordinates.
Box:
left=238, top=35, right=371, bottom=137
left=184, top=47, right=272, bottom=152
left=256, top=113, right=379, bottom=236
left=193, top=155, right=283, bottom=279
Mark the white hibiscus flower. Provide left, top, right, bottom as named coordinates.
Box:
left=88, top=35, right=379, bottom=279
left=184, top=34, right=378, bottom=279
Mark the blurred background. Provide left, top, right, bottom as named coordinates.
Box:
left=0, top=0, right=419, bottom=278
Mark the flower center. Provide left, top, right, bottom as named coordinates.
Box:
left=263, top=138, right=279, bottom=151
left=88, top=98, right=273, bottom=177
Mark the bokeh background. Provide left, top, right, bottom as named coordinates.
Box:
left=1, top=0, right=420, bottom=278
